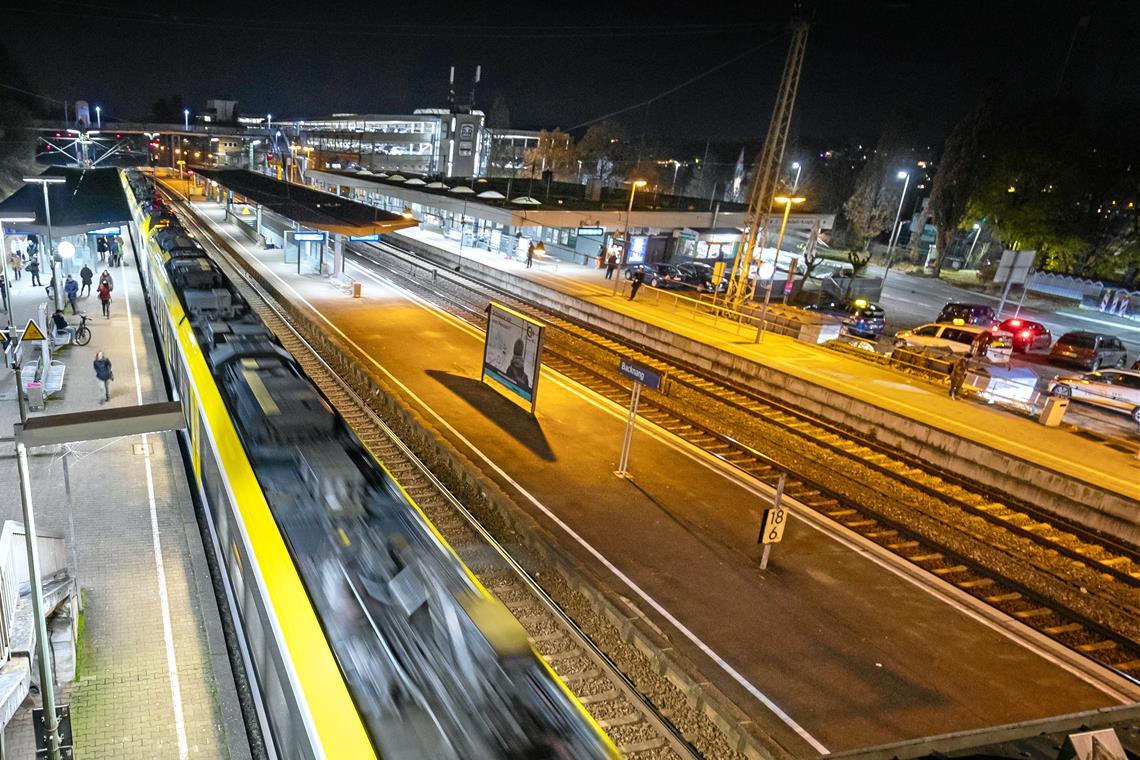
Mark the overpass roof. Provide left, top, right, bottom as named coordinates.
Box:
left=192, top=168, right=418, bottom=235
left=0, top=166, right=131, bottom=236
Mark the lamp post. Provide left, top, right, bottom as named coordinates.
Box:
left=755, top=195, right=805, bottom=342
left=95, top=105, right=101, bottom=129
left=612, top=179, right=647, bottom=296
left=965, top=222, right=983, bottom=268
left=183, top=108, right=190, bottom=130
left=23, top=176, right=67, bottom=311
left=791, top=161, right=802, bottom=194
left=882, top=171, right=911, bottom=278
left=266, top=113, right=272, bottom=131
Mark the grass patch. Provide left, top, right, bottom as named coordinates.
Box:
left=74, top=588, right=86, bottom=681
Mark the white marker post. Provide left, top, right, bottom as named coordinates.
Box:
left=758, top=473, right=788, bottom=569
left=615, top=358, right=663, bottom=479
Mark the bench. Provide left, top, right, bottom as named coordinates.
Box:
left=20, top=360, right=38, bottom=391
left=51, top=329, right=72, bottom=349
left=42, top=360, right=65, bottom=398
left=330, top=272, right=360, bottom=297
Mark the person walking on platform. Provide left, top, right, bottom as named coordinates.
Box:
left=628, top=268, right=645, bottom=301
left=525, top=242, right=535, bottom=269
left=64, top=275, right=79, bottom=314
left=948, top=358, right=968, bottom=400
left=97, top=279, right=112, bottom=318
left=96, top=236, right=107, bottom=263
left=114, top=235, right=125, bottom=265
left=605, top=252, right=618, bottom=280
left=8, top=252, right=21, bottom=281
left=79, top=264, right=93, bottom=296
left=26, top=257, right=40, bottom=286
left=0, top=274, right=7, bottom=311
left=93, top=351, right=113, bottom=403
left=98, top=269, right=113, bottom=291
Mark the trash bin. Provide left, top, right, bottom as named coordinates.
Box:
left=1038, top=395, right=1069, bottom=426
left=26, top=381, right=44, bottom=412
left=352, top=281, right=361, bottom=299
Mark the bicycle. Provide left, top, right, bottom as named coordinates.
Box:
left=73, top=313, right=92, bottom=346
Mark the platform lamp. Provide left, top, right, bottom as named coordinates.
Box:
left=23, top=175, right=67, bottom=311
left=611, top=179, right=647, bottom=296
left=754, top=195, right=805, bottom=343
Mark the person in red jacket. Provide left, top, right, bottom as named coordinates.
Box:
left=97, top=280, right=112, bottom=318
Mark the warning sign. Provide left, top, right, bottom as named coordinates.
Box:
left=21, top=320, right=46, bottom=343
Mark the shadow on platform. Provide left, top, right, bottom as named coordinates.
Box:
left=425, top=369, right=555, bottom=461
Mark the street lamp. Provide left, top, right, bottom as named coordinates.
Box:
left=755, top=195, right=805, bottom=342
left=23, top=176, right=66, bottom=311
left=612, top=179, right=648, bottom=296
left=183, top=108, right=190, bottom=130
left=266, top=113, right=272, bottom=131
left=882, top=170, right=911, bottom=278
left=95, top=105, right=101, bottom=129
left=965, top=222, right=983, bottom=268
left=791, top=161, right=802, bottom=194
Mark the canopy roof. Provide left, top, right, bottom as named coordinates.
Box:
left=0, top=167, right=132, bottom=237
left=192, top=168, right=417, bottom=235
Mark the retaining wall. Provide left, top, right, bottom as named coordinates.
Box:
left=379, top=233, right=1140, bottom=544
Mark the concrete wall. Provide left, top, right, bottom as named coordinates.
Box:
left=377, top=234, right=1140, bottom=544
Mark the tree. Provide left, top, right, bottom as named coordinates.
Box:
left=576, top=120, right=634, bottom=187
left=843, top=153, right=900, bottom=250
left=928, top=90, right=996, bottom=276
left=523, top=128, right=577, bottom=181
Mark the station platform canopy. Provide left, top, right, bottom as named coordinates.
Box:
left=192, top=168, right=418, bottom=236
left=0, top=167, right=131, bottom=236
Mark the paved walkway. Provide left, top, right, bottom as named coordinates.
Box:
left=390, top=226, right=1140, bottom=500
left=182, top=196, right=1135, bottom=754
left=0, top=237, right=249, bottom=758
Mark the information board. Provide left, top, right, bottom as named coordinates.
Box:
left=482, top=302, right=545, bottom=411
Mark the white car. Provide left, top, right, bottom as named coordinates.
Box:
left=1048, top=369, right=1140, bottom=424
left=894, top=323, right=1013, bottom=365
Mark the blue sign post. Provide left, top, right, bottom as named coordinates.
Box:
left=615, top=358, right=664, bottom=478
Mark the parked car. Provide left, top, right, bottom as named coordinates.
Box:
left=804, top=297, right=886, bottom=338
left=1048, top=331, right=1128, bottom=370
left=894, top=323, right=1014, bottom=364
left=675, top=261, right=727, bottom=292
left=623, top=263, right=693, bottom=290
left=997, top=317, right=1052, bottom=352
left=1049, top=369, right=1140, bottom=424
left=936, top=302, right=997, bottom=326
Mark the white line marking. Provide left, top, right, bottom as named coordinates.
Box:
left=124, top=236, right=190, bottom=759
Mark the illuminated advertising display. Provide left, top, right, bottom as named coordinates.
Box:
left=481, top=302, right=545, bottom=412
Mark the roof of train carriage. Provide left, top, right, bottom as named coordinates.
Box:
left=189, top=168, right=419, bottom=236
left=0, top=167, right=132, bottom=237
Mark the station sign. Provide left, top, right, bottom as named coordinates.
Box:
left=348, top=233, right=381, bottom=242
left=290, top=231, right=327, bottom=243
left=576, top=226, right=605, bottom=237
left=617, top=357, right=663, bottom=392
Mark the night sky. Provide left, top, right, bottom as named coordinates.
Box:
left=3, top=0, right=1137, bottom=147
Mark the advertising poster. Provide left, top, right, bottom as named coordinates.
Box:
left=482, top=302, right=545, bottom=411
left=628, top=236, right=648, bottom=264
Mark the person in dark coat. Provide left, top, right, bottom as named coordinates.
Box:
left=525, top=242, right=535, bottom=269
left=79, top=264, right=94, bottom=296
left=93, top=351, right=113, bottom=403
left=628, top=268, right=645, bottom=300
left=605, top=252, right=618, bottom=280
left=97, top=280, right=112, bottom=318
left=26, top=257, right=40, bottom=286
left=96, top=236, right=108, bottom=262
left=64, top=275, right=79, bottom=313
left=949, top=358, right=968, bottom=399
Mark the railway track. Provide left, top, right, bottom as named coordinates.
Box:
left=172, top=199, right=701, bottom=760
left=344, top=239, right=1140, bottom=683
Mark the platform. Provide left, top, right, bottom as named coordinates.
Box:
left=181, top=195, right=1135, bottom=755
left=0, top=234, right=249, bottom=757
left=387, top=225, right=1140, bottom=502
